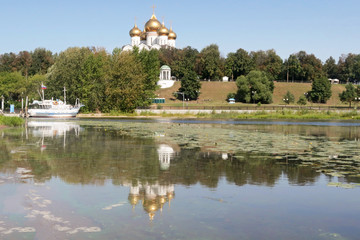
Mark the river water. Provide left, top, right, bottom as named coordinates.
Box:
left=0, top=118, right=360, bottom=240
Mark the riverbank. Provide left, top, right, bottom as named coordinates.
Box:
left=78, top=109, right=360, bottom=120
left=0, top=116, right=24, bottom=126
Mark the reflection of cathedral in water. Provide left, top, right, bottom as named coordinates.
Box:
left=127, top=183, right=175, bottom=221
left=125, top=144, right=176, bottom=220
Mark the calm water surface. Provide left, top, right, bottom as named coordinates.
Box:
left=0, top=119, right=360, bottom=240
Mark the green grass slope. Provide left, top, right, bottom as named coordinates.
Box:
left=156, top=81, right=346, bottom=106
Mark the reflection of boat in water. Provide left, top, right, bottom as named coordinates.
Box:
left=27, top=120, right=82, bottom=151
left=27, top=121, right=82, bottom=138
left=27, top=86, right=84, bottom=118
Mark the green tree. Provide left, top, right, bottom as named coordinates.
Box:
left=338, top=54, right=360, bottom=83
left=175, top=47, right=202, bottom=100
left=47, top=47, right=109, bottom=111
left=283, top=91, right=295, bottom=104
left=0, top=72, right=26, bottom=101
left=79, top=48, right=109, bottom=112
left=225, top=48, right=253, bottom=80
left=297, top=95, right=307, bottom=105
left=178, top=70, right=201, bottom=100
left=14, top=51, right=32, bottom=79
left=47, top=47, right=93, bottom=105
left=307, top=77, right=332, bottom=103
left=235, top=70, right=273, bottom=104
left=285, top=54, right=302, bottom=81
left=27, top=74, right=47, bottom=100
left=250, top=49, right=283, bottom=80
left=160, top=47, right=200, bottom=81
left=29, top=48, right=54, bottom=75
left=323, top=56, right=338, bottom=79
left=0, top=52, right=17, bottom=72
left=105, top=51, right=146, bottom=112
left=199, top=44, right=222, bottom=80
left=296, top=51, right=324, bottom=81
left=133, top=49, right=160, bottom=106
left=339, top=83, right=357, bottom=107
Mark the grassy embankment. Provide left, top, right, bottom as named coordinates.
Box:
left=80, top=82, right=359, bottom=120
left=0, top=116, right=24, bottom=127
left=156, top=81, right=347, bottom=106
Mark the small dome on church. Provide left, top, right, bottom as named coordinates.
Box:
left=160, top=65, right=171, bottom=70
left=168, top=27, right=177, bottom=40
left=145, top=14, right=162, bottom=32
left=158, top=22, right=169, bottom=36
left=128, top=194, right=139, bottom=206
left=140, top=29, right=146, bottom=41
left=129, top=24, right=142, bottom=37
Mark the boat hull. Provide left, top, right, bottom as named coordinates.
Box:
left=28, top=109, right=80, bottom=118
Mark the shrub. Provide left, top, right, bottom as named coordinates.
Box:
left=297, top=95, right=307, bottom=105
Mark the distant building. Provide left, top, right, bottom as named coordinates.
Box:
left=329, top=78, right=339, bottom=84
left=157, top=65, right=175, bottom=88
left=122, top=10, right=177, bottom=51
left=222, top=76, right=229, bottom=82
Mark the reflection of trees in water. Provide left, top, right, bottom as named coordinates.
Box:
left=0, top=126, right=358, bottom=187
left=169, top=150, right=320, bottom=187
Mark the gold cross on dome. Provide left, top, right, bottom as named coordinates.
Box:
left=151, top=5, right=156, bottom=14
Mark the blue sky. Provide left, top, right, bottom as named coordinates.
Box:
left=1, top=0, right=359, bottom=62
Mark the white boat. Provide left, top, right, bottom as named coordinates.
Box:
left=27, top=86, right=84, bottom=118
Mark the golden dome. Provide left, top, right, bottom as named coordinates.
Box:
left=143, top=201, right=159, bottom=213
left=129, top=24, right=142, bottom=37
left=158, top=22, right=169, bottom=36
left=145, top=14, right=161, bottom=32
left=128, top=194, right=139, bottom=206
left=168, top=27, right=177, bottom=40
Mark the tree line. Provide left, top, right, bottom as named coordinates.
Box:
left=1, top=45, right=360, bottom=111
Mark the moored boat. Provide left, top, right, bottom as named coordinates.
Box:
left=27, top=99, right=83, bottom=118
left=27, top=86, right=84, bottom=118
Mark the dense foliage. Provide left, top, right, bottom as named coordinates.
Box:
left=1, top=44, right=360, bottom=111
left=339, top=83, right=359, bottom=107
left=307, top=77, right=332, bottom=103
left=297, top=95, right=307, bottom=105
left=283, top=91, right=295, bottom=104
left=235, top=70, right=273, bottom=104
left=0, top=116, right=24, bottom=126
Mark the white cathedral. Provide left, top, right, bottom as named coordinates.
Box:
left=122, top=11, right=177, bottom=51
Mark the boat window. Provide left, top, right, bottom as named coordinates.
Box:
left=29, top=104, right=39, bottom=109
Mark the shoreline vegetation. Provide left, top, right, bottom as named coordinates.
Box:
left=78, top=109, right=360, bottom=120
left=1, top=109, right=360, bottom=127
left=0, top=116, right=24, bottom=127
